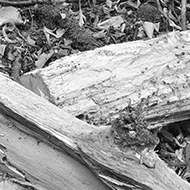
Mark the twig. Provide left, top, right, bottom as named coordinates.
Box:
left=181, top=0, right=187, bottom=30
left=0, top=0, right=65, bottom=6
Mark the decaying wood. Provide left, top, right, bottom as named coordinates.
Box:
left=20, top=31, right=190, bottom=126
left=1, top=73, right=190, bottom=189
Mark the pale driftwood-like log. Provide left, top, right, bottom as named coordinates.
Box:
left=0, top=113, right=109, bottom=190
left=1, top=74, right=190, bottom=189
left=20, top=31, right=190, bottom=126
left=0, top=74, right=109, bottom=190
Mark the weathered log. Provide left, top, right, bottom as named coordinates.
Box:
left=0, top=75, right=109, bottom=190
left=1, top=73, right=190, bottom=189
left=0, top=96, right=109, bottom=190
left=20, top=31, right=190, bottom=126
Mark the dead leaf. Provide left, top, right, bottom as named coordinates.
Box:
left=64, top=39, right=72, bottom=46
left=44, top=26, right=64, bottom=40
left=185, top=142, right=190, bottom=163
left=11, top=55, right=21, bottom=81
left=169, top=19, right=182, bottom=30
left=0, top=6, right=23, bottom=26
left=142, top=22, right=155, bottom=39
left=26, top=35, right=36, bottom=46
left=0, top=44, right=6, bottom=56
left=121, top=23, right=126, bottom=32
left=2, top=26, right=17, bottom=43
left=97, top=15, right=124, bottom=30
left=137, top=26, right=145, bottom=38
left=106, top=0, right=113, bottom=8
left=154, top=23, right=160, bottom=32
left=78, top=8, right=86, bottom=27
left=61, top=13, right=67, bottom=19
left=35, top=50, right=54, bottom=69
left=93, top=30, right=106, bottom=39
left=3, top=22, right=15, bottom=31
left=56, top=28, right=65, bottom=38
left=175, top=148, right=184, bottom=162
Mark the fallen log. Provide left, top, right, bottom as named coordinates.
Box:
left=20, top=31, right=190, bottom=126
left=1, top=72, right=190, bottom=189
left=0, top=74, right=110, bottom=190
left=0, top=113, right=109, bottom=190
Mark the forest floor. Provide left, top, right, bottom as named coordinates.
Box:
left=0, top=0, right=190, bottom=189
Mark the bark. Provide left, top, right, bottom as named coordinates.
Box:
left=20, top=31, right=190, bottom=126
left=1, top=73, right=190, bottom=189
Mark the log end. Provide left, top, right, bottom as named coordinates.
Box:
left=19, top=73, right=52, bottom=102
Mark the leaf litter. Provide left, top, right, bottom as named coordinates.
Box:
left=0, top=0, right=188, bottom=80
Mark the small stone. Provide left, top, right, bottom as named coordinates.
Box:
left=140, top=148, right=157, bottom=168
